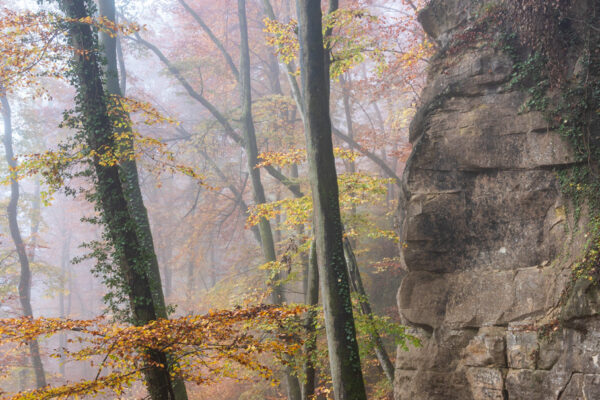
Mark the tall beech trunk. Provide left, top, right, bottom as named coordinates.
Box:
left=237, top=0, right=282, bottom=307
left=343, top=238, right=395, bottom=383
left=261, top=0, right=401, bottom=187
left=301, top=240, right=319, bottom=400
left=60, top=1, right=182, bottom=398
left=296, top=2, right=367, bottom=399
left=98, top=0, right=189, bottom=398
left=238, top=2, right=301, bottom=398
left=1, top=94, right=47, bottom=389
left=98, top=0, right=169, bottom=320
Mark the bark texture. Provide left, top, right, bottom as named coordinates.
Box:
left=98, top=2, right=189, bottom=397
left=60, top=1, right=181, bottom=398
left=301, top=240, right=319, bottom=400
left=296, top=1, right=367, bottom=399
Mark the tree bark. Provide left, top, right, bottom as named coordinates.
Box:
left=340, top=75, right=356, bottom=175
left=98, top=0, right=189, bottom=398
left=296, top=2, right=367, bottom=399
left=343, top=238, right=395, bottom=383
left=301, top=239, right=319, bottom=400
left=98, top=0, right=169, bottom=320
left=238, top=0, right=282, bottom=306
left=238, top=2, right=301, bottom=398
left=28, top=178, right=41, bottom=261
left=115, top=31, right=127, bottom=95
left=1, top=93, right=47, bottom=389
left=60, top=1, right=182, bottom=398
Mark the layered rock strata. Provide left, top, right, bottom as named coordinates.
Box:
left=395, top=1, right=600, bottom=399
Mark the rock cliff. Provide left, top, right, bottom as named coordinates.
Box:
left=395, top=1, right=600, bottom=399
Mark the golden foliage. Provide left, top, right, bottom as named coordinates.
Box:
left=0, top=305, right=305, bottom=399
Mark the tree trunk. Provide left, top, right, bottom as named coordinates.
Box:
left=343, top=238, right=395, bottom=383
left=98, top=0, right=169, bottom=321
left=28, top=177, right=41, bottom=261
left=98, top=0, right=189, bottom=397
left=238, top=0, right=282, bottom=307
left=302, top=240, right=319, bottom=400
left=296, top=2, right=367, bottom=399
left=1, top=93, right=47, bottom=389
left=59, top=232, right=71, bottom=378
left=340, top=75, right=356, bottom=175
left=238, top=2, right=301, bottom=398
left=60, top=1, right=182, bottom=398
left=115, top=26, right=127, bottom=95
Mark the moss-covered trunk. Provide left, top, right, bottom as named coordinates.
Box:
left=60, top=1, right=180, bottom=398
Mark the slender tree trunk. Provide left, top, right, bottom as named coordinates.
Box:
left=59, top=233, right=71, bottom=378
left=343, top=238, right=395, bottom=383
left=339, top=75, right=357, bottom=218
left=302, top=240, right=319, bottom=400
left=296, top=2, right=367, bottom=399
left=98, top=0, right=169, bottom=321
left=1, top=93, right=47, bottom=389
left=67, top=264, right=73, bottom=316
left=115, top=28, right=127, bottom=95
left=186, top=260, right=195, bottom=296
left=238, top=0, right=282, bottom=305
left=60, top=1, right=182, bottom=398
left=239, top=2, right=301, bottom=398
left=162, top=244, right=173, bottom=298
left=98, top=0, right=189, bottom=397
left=261, top=0, right=304, bottom=119
left=340, top=75, right=356, bottom=175
left=28, top=177, right=41, bottom=261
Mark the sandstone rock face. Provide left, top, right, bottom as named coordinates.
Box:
left=394, top=1, right=599, bottom=399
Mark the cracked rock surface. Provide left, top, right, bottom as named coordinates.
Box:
left=394, top=1, right=600, bottom=399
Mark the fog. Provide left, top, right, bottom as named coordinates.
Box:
left=0, top=0, right=425, bottom=398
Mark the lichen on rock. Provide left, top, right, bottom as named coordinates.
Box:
left=395, top=1, right=600, bottom=399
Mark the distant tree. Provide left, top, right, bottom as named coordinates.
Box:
left=1, top=91, right=47, bottom=389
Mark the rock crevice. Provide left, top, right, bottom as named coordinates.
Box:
left=395, top=1, right=600, bottom=399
